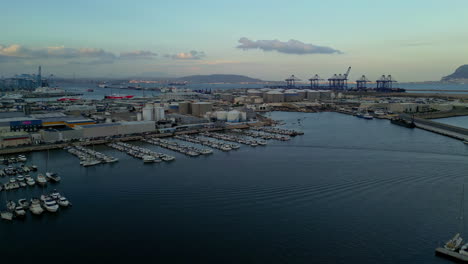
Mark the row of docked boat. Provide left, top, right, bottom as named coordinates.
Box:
left=200, top=132, right=267, bottom=147
left=231, top=129, right=291, bottom=141
left=144, top=138, right=213, bottom=157
left=175, top=134, right=239, bottom=151
left=0, top=164, right=37, bottom=177
left=0, top=190, right=71, bottom=221
left=65, top=146, right=119, bottom=167
left=1, top=172, right=60, bottom=191
left=0, top=154, right=27, bottom=165
left=107, top=141, right=175, bottom=163
left=250, top=126, right=304, bottom=136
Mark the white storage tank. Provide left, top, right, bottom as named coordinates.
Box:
left=240, top=112, right=247, bottom=121
left=142, top=103, right=154, bottom=121
left=297, top=90, right=307, bottom=100
left=154, top=107, right=165, bottom=121
left=227, top=110, right=240, bottom=122
left=307, top=90, right=320, bottom=101
left=247, top=89, right=263, bottom=97
left=284, top=90, right=300, bottom=102
left=265, top=91, right=285, bottom=103
left=216, top=111, right=228, bottom=121
left=319, top=90, right=332, bottom=99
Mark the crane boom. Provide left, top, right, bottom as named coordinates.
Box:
left=344, top=66, right=351, bottom=78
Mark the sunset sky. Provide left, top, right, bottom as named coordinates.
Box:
left=1, top=0, right=467, bottom=81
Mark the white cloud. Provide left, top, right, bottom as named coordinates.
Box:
left=120, top=50, right=158, bottom=59
left=237, top=37, right=341, bottom=55
left=0, top=44, right=158, bottom=64
left=165, top=50, right=206, bottom=60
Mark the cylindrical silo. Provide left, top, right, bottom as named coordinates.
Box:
left=142, top=103, right=154, bottom=121
left=227, top=110, right=240, bottom=122
left=216, top=111, right=228, bottom=121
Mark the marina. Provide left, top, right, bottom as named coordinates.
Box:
left=200, top=131, right=267, bottom=146
left=174, top=134, right=238, bottom=151
left=0, top=111, right=467, bottom=262
left=143, top=138, right=213, bottom=156
left=65, top=145, right=119, bottom=167
left=107, top=141, right=175, bottom=163
left=0, top=153, right=69, bottom=221
left=231, top=129, right=291, bottom=141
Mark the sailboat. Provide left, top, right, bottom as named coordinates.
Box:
left=45, top=149, right=60, bottom=182
left=436, top=184, right=468, bottom=261
left=1, top=188, right=14, bottom=220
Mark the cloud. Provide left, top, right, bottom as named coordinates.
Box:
left=0, top=44, right=158, bottom=64
left=165, top=50, right=206, bottom=60
left=236, top=37, right=341, bottom=55
left=120, top=50, right=157, bottom=60
left=0, top=44, right=116, bottom=60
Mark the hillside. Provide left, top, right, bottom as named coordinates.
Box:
left=176, top=74, right=263, bottom=83
left=442, top=65, right=468, bottom=82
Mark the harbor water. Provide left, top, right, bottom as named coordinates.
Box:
left=435, top=116, right=468, bottom=129
left=1, top=111, right=468, bottom=263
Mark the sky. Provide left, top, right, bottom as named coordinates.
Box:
left=0, top=0, right=467, bottom=81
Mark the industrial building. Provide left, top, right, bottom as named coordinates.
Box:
left=178, top=102, right=191, bottom=114
left=75, top=121, right=156, bottom=139
left=0, top=131, right=31, bottom=148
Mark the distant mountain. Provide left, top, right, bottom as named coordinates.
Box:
left=176, top=74, right=263, bottom=83
left=442, top=65, right=468, bottom=82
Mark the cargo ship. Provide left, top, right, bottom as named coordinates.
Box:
left=104, top=94, right=134, bottom=99
left=390, top=118, right=415, bottom=128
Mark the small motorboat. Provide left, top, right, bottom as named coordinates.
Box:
left=42, top=198, right=59, bottom=213
left=6, top=200, right=16, bottom=211
left=0, top=211, right=13, bottom=221
left=14, top=206, right=26, bottom=217
left=18, top=199, right=30, bottom=209
left=363, top=113, right=373, bottom=119
left=57, top=196, right=70, bottom=207
left=46, top=172, right=61, bottom=183
left=29, top=198, right=44, bottom=215
left=36, top=173, right=47, bottom=186
left=143, top=155, right=156, bottom=163
left=26, top=176, right=35, bottom=186
left=30, top=165, right=38, bottom=171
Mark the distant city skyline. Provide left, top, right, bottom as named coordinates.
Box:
left=1, top=0, right=468, bottom=81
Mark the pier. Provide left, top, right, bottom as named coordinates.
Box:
left=400, top=114, right=468, bottom=141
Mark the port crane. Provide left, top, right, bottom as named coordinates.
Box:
left=328, top=66, right=351, bottom=90
left=308, top=74, right=322, bottom=89
left=356, top=75, right=370, bottom=90
left=285, top=75, right=301, bottom=88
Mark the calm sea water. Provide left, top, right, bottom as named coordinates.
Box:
left=1, top=112, right=468, bottom=263
left=435, top=116, right=468, bottom=129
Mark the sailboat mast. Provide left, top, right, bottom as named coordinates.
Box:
left=460, top=183, right=465, bottom=235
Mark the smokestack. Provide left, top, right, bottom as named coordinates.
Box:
left=37, top=65, right=42, bottom=87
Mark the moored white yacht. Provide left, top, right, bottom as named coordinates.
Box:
left=46, top=172, right=61, bottom=182
left=29, top=198, right=44, bottom=215
left=57, top=196, right=70, bottom=207
left=42, top=198, right=59, bottom=213
left=14, top=206, right=26, bottom=217
left=143, top=155, right=156, bottom=163
left=26, top=176, right=35, bottom=186
left=36, top=173, right=47, bottom=185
